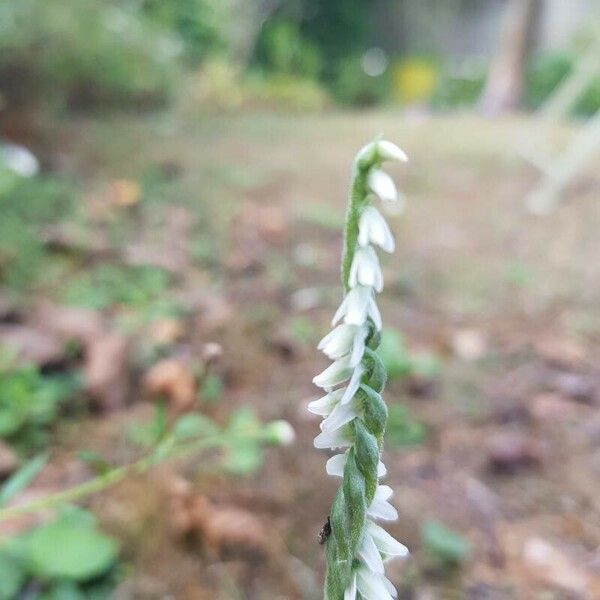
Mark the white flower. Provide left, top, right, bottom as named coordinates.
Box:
left=358, top=206, right=395, bottom=253
left=377, top=140, right=408, bottom=163
left=358, top=529, right=385, bottom=574
left=367, top=485, right=398, bottom=521
left=339, top=364, right=364, bottom=405
left=266, top=420, right=295, bottom=445
left=1, top=143, right=39, bottom=177
left=326, top=452, right=387, bottom=478
left=345, top=566, right=397, bottom=600
left=368, top=169, right=397, bottom=203
left=332, top=286, right=382, bottom=330
left=307, top=389, right=344, bottom=416
left=312, top=355, right=353, bottom=389
left=349, top=246, right=383, bottom=292
left=355, top=140, right=407, bottom=168
left=318, top=324, right=367, bottom=366
left=313, top=425, right=353, bottom=450
left=366, top=521, right=409, bottom=558
left=321, top=396, right=361, bottom=433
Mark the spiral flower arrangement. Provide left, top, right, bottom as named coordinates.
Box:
left=310, top=140, right=409, bottom=599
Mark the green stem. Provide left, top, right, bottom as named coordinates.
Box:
left=341, top=162, right=370, bottom=292
left=0, top=429, right=264, bottom=522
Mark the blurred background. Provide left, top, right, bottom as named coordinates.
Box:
left=0, top=0, right=599, bottom=598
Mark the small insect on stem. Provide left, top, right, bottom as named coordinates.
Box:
left=318, top=516, right=331, bottom=545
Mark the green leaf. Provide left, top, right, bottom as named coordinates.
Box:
left=409, top=352, right=441, bottom=379
left=38, top=581, right=86, bottom=600
left=199, top=374, right=223, bottom=404
left=387, top=405, right=425, bottom=448
left=128, top=401, right=167, bottom=447
left=77, top=451, right=112, bottom=475
left=224, top=441, right=263, bottom=474
left=0, top=452, right=48, bottom=507
left=0, top=551, right=26, bottom=600
left=172, top=413, right=218, bottom=441
left=376, top=329, right=412, bottom=379
left=422, top=520, right=470, bottom=565
left=28, top=512, right=118, bottom=581
left=226, top=407, right=260, bottom=434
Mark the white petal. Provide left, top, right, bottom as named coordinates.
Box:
left=318, top=324, right=357, bottom=360
left=367, top=522, right=409, bottom=558
left=375, top=484, right=393, bottom=501
left=326, top=453, right=387, bottom=478
left=358, top=531, right=385, bottom=574
left=1, top=143, right=39, bottom=177
left=377, top=140, right=408, bottom=163
left=350, top=325, right=367, bottom=367
left=326, top=452, right=348, bottom=476
left=349, top=247, right=383, bottom=292
left=383, top=576, right=398, bottom=598
left=368, top=170, right=397, bottom=203
left=313, top=356, right=353, bottom=388
left=358, top=206, right=395, bottom=254
left=368, top=485, right=398, bottom=521
left=307, top=389, right=344, bottom=416
left=367, top=297, right=382, bottom=330
left=340, top=365, right=364, bottom=405
left=313, top=426, right=353, bottom=450
left=356, top=567, right=394, bottom=600
left=321, top=397, right=360, bottom=432
left=333, top=286, right=371, bottom=327
left=344, top=573, right=357, bottom=600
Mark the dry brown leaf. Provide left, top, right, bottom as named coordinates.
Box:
left=167, top=478, right=268, bottom=558
left=85, top=332, right=130, bottom=411
left=144, top=358, right=196, bottom=411
left=522, top=537, right=596, bottom=595
left=0, top=324, right=63, bottom=366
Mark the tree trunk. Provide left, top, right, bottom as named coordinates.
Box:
left=480, top=0, right=539, bottom=116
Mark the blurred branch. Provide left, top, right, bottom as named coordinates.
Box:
left=0, top=424, right=280, bottom=523
left=226, top=0, right=282, bottom=68
left=480, top=0, right=539, bottom=115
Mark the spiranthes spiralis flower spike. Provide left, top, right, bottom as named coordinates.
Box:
left=311, top=139, right=410, bottom=599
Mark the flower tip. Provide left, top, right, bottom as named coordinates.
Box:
left=266, top=420, right=295, bottom=446
left=377, top=140, right=408, bottom=163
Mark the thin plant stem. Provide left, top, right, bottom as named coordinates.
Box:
left=0, top=428, right=265, bottom=523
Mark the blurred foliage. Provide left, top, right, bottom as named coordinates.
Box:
left=139, top=0, right=227, bottom=64
left=1, top=0, right=595, bottom=113
left=199, top=374, right=223, bottom=404
left=254, top=20, right=322, bottom=79
left=0, top=173, right=75, bottom=293
left=63, top=264, right=171, bottom=311
left=0, top=355, right=80, bottom=453
left=0, top=508, right=119, bottom=599
left=0, top=0, right=178, bottom=110
left=525, top=50, right=600, bottom=116
left=431, top=60, right=486, bottom=110
left=422, top=520, right=470, bottom=567
left=386, top=404, right=426, bottom=448
left=298, top=0, right=372, bottom=78
left=244, top=73, right=329, bottom=112
left=377, top=330, right=440, bottom=381
left=333, top=56, right=389, bottom=107
left=0, top=453, right=48, bottom=508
